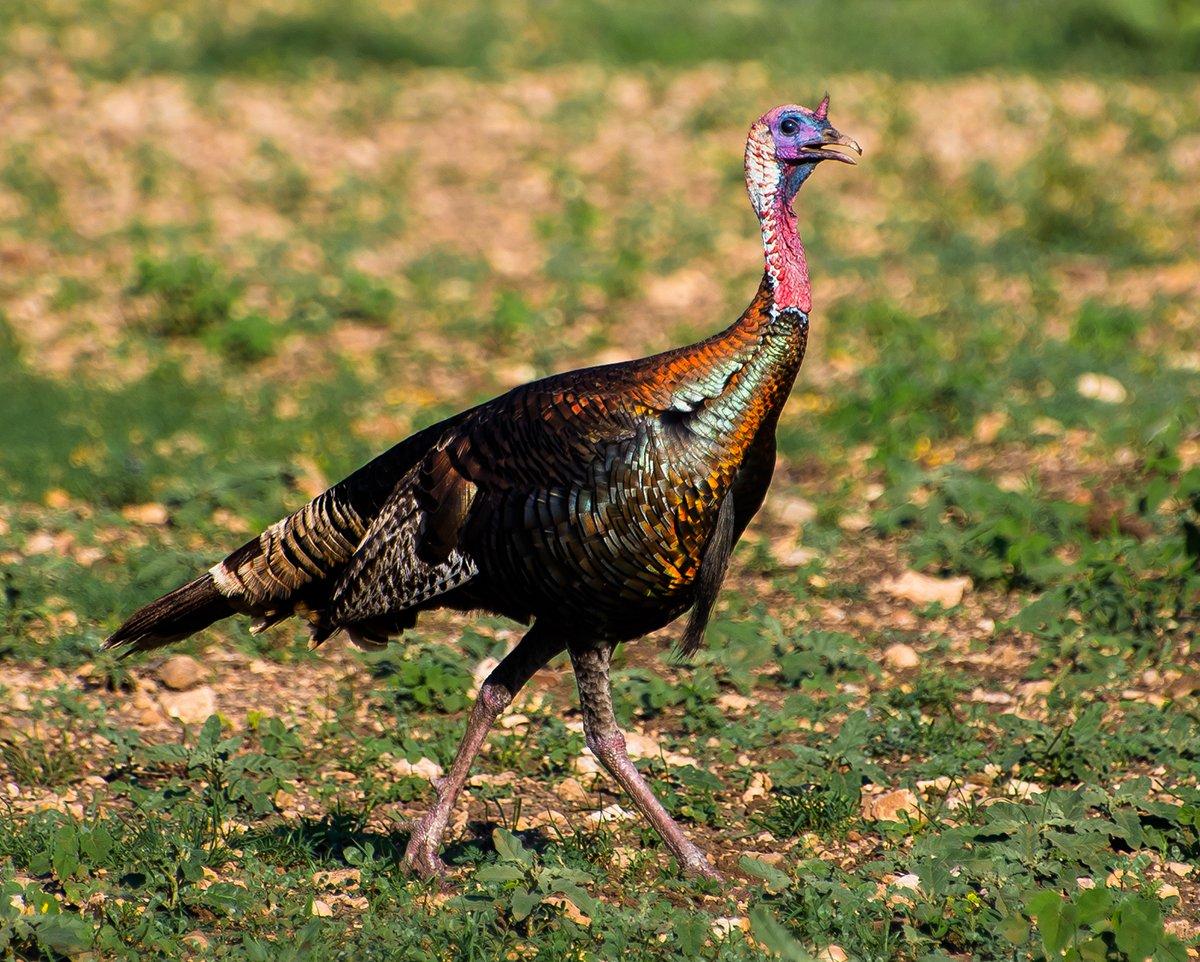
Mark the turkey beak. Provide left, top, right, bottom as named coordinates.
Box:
left=814, top=128, right=862, bottom=165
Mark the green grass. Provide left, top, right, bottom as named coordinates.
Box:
left=6, top=0, right=1200, bottom=79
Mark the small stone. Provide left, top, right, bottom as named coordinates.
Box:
left=1076, top=372, right=1127, bottom=404
left=1018, top=680, right=1054, bottom=700
left=893, top=873, right=920, bottom=891
left=74, top=547, right=105, bottom=567
left=499, top=713, right=530, bottom=729
left=586, top=804, right=633, bottom=825
left=311, top=899, right=333, bottom=917
left=312, top=868, right=360, bottom=889
left=138, top=707, right=164, bottom=727
left=391, top=757, right=443, bottom=782
left=718, top=692, right=753, bottom=714
left=1077, top=877, right=1095, bottom=890
left=468, top=771, right=516, bottom=787
left=157, top=654, right=206, bottom=691
left=518, top=809, right=570, bottom=832
left=471, top=657, right=499, bottom=695
left=838, top=512, right=871, bottom=532
left=971, top=688, right=1015, bottom=705
left=1167, top=675, right=1200, bottom=699
left=573, top=753, right=602, bottom=780
left=1166, top=861, right=1193, bottom=877
left=774, top=543, right=820, bottom=567
left=741, top=771, right=772, bottom=804
left=770, top=496, right=817, bottom=526
left=121, top=502, right=170, bottom=525
left=863, top=788, right=921, bottom=823
left=544, top=895, right=591, bottom=926
left=1007, top=779, right=1044, bottom=800
left=973, top=411, right=1008, bottom=444
left=816, top=947, right=848, bottom=962
left=711, top=917, right=747, bottom=939
left=182, top=932, right=210, bottom=951
left=623, top=731, right=660, bottom=759
left=159, top=686, right=217, bottom=725
left=555, top=777, right=590, bottom=805
left=881, top=570, right=969, bottom=608
left=24, top=532, right=57, bottom=555
left=1159, top=883, right=1180, bottom=900
left=883, top=643, right=920, bottom=670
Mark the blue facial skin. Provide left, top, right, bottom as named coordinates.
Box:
left=770, top=108, right=860, bottom=199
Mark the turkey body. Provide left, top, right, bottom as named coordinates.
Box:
left=110, top=281, right=805, bottom=655
left=339, top=280, right=805, bottom=646
left=105, top=98, right=857, bottom=881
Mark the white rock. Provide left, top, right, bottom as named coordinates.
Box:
left=391, top=757, right=444, bottom=782
left=573, top=752, right=603, bottom=779
left=862, top=788, right=921, bottom=823
left=838, top=513, right=871, bottom=532
left=883, top=643, right=920, bottom=670
left=710, top=916, right=746, bottom=939
left=623, top=731, right=660, bottom=759
left=24, top=532, right=57, bottom=555
left=499, top=713, right=530, bottom=729
left=718, top=692, right=753, bottom=714
left=157, top=654, right=206, bottom=691
left=554, top=777, right=590, bottom=805
left=770, top=496, right=817, bottom=526
left=1006, top=779, right=1044, bottom=800
left=159, top=686, right=217, bottom=725
left=881, top=570, right=969, bottom=608
left=121, top=502, right=170, bottom=525
left=586, top=804, right=633, bottom=825
left=741, top=771, right=772, bottom=804
left=471, top=657, right=499, bottom=695
left=1076, top=372, right=1127, bottom=404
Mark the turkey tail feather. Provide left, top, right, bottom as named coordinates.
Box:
left=103, top=573, right=232, bottom=657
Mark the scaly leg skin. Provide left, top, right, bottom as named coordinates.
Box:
left=569, top=643, right=723, bottom=882
left=403, top=623, right=564, bottom=879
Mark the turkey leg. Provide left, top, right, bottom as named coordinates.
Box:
left=404, top=623, right=563, bottom=878
left=569, top=643, right=723, bottom=881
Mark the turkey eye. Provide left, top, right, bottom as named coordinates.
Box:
left=779, top=118, right=799, bottom=136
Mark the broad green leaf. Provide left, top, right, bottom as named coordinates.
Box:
left=492, top=828, right=533, bottom=866
left=509, top=888, right=539, bottom=922
left=749, top=905, right=816, bottom=961
left=739, top=856, right=792, bottom=893
left=1114, top=896, right=1162, bottom=961
left=1026, top=889, right=1067, bottom=955
left=475, top=864, right=526, bottom=884
left=50, top=825, right=79, bottom=881
left=32, top=915, right=93, bottom=955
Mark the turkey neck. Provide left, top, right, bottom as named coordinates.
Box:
left=758, top=163, right=812, bottom=315
left=674, top=166, right=812, bottom=455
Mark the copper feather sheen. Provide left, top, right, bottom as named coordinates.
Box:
left=104, top=280, right=807, bottom=654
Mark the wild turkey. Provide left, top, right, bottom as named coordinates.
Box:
left=105, top=99, right=860, bottom=881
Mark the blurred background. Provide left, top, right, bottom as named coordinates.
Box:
left=1, top=1, right=1199, bottom=957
